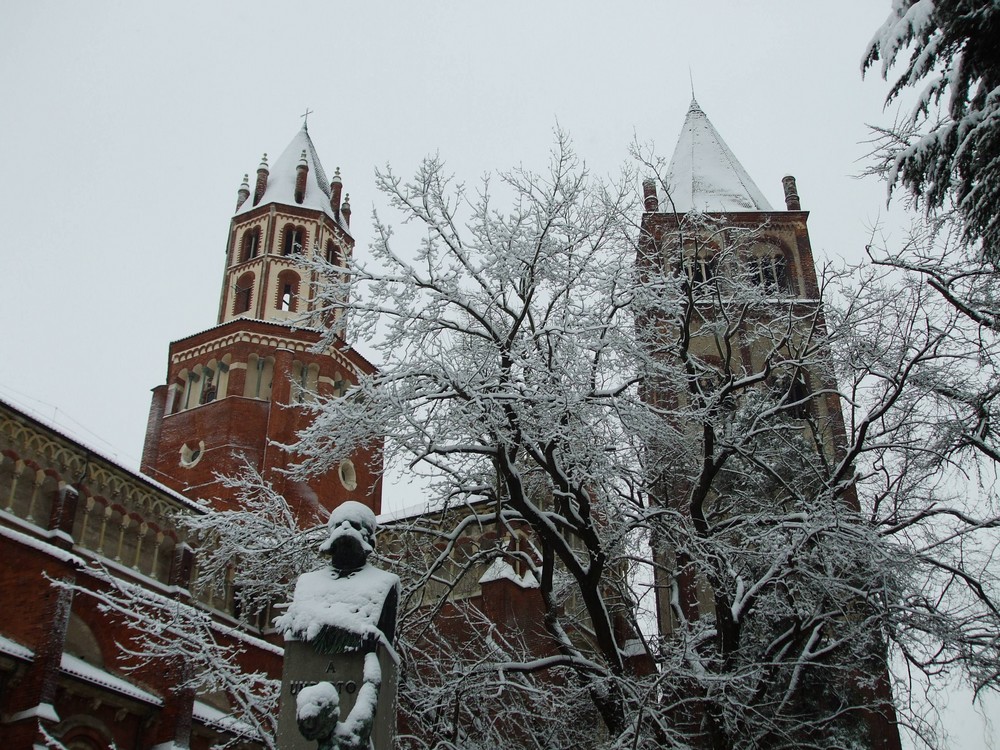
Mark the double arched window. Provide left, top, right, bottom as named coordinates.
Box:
left=282, top=224, right=306, bottom=256
left=175, top=356, right=231, bottom=412
left=244, top=354, right=274, bottom=400
left=292, top=360, right=320, bottom=403
left=748, top=251, right=787, bottom=293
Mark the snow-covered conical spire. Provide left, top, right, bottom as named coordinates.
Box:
left=663, top=98, right=773, bottom=212
left=238, top=122, right=341, bottom=222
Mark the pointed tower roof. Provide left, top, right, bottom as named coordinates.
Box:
left=237, top=123, right=341, bottom=221
left=664, top=98, right=773, bottom=213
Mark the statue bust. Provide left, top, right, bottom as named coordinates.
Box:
left=276, top=501, right=400, bottom=750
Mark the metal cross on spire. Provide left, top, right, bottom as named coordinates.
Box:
left=301, top=108, right=314, bottom=129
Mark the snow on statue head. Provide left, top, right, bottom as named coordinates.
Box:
left=320, top=501, right=378, bottom=576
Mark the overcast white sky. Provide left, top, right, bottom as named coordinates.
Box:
left=0, top=1, right=904, bottom=465
left=0, top=3, right=994, bottom=745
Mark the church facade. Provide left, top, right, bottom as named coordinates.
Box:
left=0, top=123, right=382, bottom=748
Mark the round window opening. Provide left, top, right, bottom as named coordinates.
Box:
left=338, top=459, right=358, bottom=491
left=180, top=440, right=206, bottom=468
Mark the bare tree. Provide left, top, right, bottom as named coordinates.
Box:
left=843, top=218, right=1000, bottom=743
left=285, top=134, right=1000, bottom=748
left=74, top=132, right=1000, bottom=749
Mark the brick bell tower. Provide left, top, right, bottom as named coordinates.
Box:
left=140, top=122, right=381, bottom=521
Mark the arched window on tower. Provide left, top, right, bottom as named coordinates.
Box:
left=282, top=225, right=306, bottom=256
left=771, top=369, right=812, bottom=420
left=199, top=361, right=217, bottom=405
left=234, top=272, right=254, bottom=315
left=747, top=245, right=788, bottom=294
left=177, top=368, right=192, bottom=410
left=241, top=227, right=261, bottom=262
left=276, top=270, right=301, bottom=312
left=679, top=252, right=717, bottom=296
left=325, top=240, right=340, bottom=267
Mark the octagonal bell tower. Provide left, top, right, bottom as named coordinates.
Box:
left=221, top=123, right=353, bottom=328
left=140, top=123, right=380, bottom=523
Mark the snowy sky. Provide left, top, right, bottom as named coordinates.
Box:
left=0, top=3, right=994, bottom=744
left=1, top=1, right=906, bottom=468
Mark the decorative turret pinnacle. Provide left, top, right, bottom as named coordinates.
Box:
left=341, top=193, right=351, bottom=227
left=330, top=167, right=343, bottom=216
left=782, top=175, right=801, bottom=210
left=294, top=149, right=309, bottom=205
left=253, top=153, right=269, bottom=206
left=236, top=173, right=250, bottom=211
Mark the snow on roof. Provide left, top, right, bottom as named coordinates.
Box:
left=478, top=558, right=539, bottom=589
left=0, top=634, right=34, bottom=661
left=61, top=652, right=163, bottom=706
left=193, top=700, right=258, bottom=738
left=236, top=124, right=346, bottom=227
left=663, top=98, right=774, bottom=213
left=0, top=396, right=205, bottom=515
left=0, top=522, right=86, bottom=566
left=277, top=564, right=400, bottom=643
left=168, top=318, right=377, bottom=374
left=376, top=499, right=434, bottom=525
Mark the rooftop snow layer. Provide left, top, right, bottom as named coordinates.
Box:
left=663, top=98, right=774, bottom=213
left=478, top=558, right=540, bottom=589
left=193, top=700, right=258, bottom=737
left=0, top=395, right=206, bottom=515
left=61, top=653, right=163, bottom=706
left=0, top=634, right=34, bottom=661
left=236, top=124, right=344, bottom=225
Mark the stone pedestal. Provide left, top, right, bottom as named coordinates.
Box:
left=277, top=638, right=398, bottom=750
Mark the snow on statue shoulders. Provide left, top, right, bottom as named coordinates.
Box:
left=279, top=566, right=399, bottom=649
left=276, top=501, right=399, bottom=653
